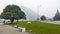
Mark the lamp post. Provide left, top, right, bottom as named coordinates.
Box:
left=37, top=5, right=39, bottom=21
left=37, top=5, right=41, bottom=21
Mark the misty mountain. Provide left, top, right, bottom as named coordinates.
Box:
left=21, top=6, right=37, bottom=20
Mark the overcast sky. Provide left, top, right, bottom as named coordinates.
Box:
left=0, top=0, right=60, bottom=18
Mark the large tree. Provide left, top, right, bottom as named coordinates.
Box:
left=0, top=5, right=26, bottom=23
left=53, top=10, right=60, bottom=20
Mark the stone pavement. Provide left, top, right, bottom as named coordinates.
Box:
left=0, top=23, right=30, bottom=34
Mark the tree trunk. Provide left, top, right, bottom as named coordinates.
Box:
left=17, top=19, right=18, bottom=22
left=10, top=18, right=14, bottom=24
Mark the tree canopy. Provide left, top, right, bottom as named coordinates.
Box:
left=0, top=5, right=26, bottom=19
left=53, top=10, right=60, bottom=20
left=40, top=15, right=46, bottom=20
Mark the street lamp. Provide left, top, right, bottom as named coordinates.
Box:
left=37, top=5, right=39, bottom=21
left=37, top=5, right=41, bottom=21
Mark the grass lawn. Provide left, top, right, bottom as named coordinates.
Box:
left=7, top=21, right=60, bottom=34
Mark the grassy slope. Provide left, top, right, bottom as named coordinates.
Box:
left=7, top=21, right=60, bottom=34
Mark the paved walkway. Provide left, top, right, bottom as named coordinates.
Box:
left=40, top=21, right=60, bottom=25
left=0, top=23, right=30, bottom=34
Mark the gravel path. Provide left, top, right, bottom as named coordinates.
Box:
left=0, top=23, right=30, bottom=34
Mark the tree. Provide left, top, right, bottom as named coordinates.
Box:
left=0, top=5, right=26, bottom=24
left=40, top=15, right=46, bottom=20
left=53, top=10, right=60, bottom=20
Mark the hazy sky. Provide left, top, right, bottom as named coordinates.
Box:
left=0, top=0, right=60, bottom=18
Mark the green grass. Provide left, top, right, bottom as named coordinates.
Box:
left=7, top=21, right=60, bottom=34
